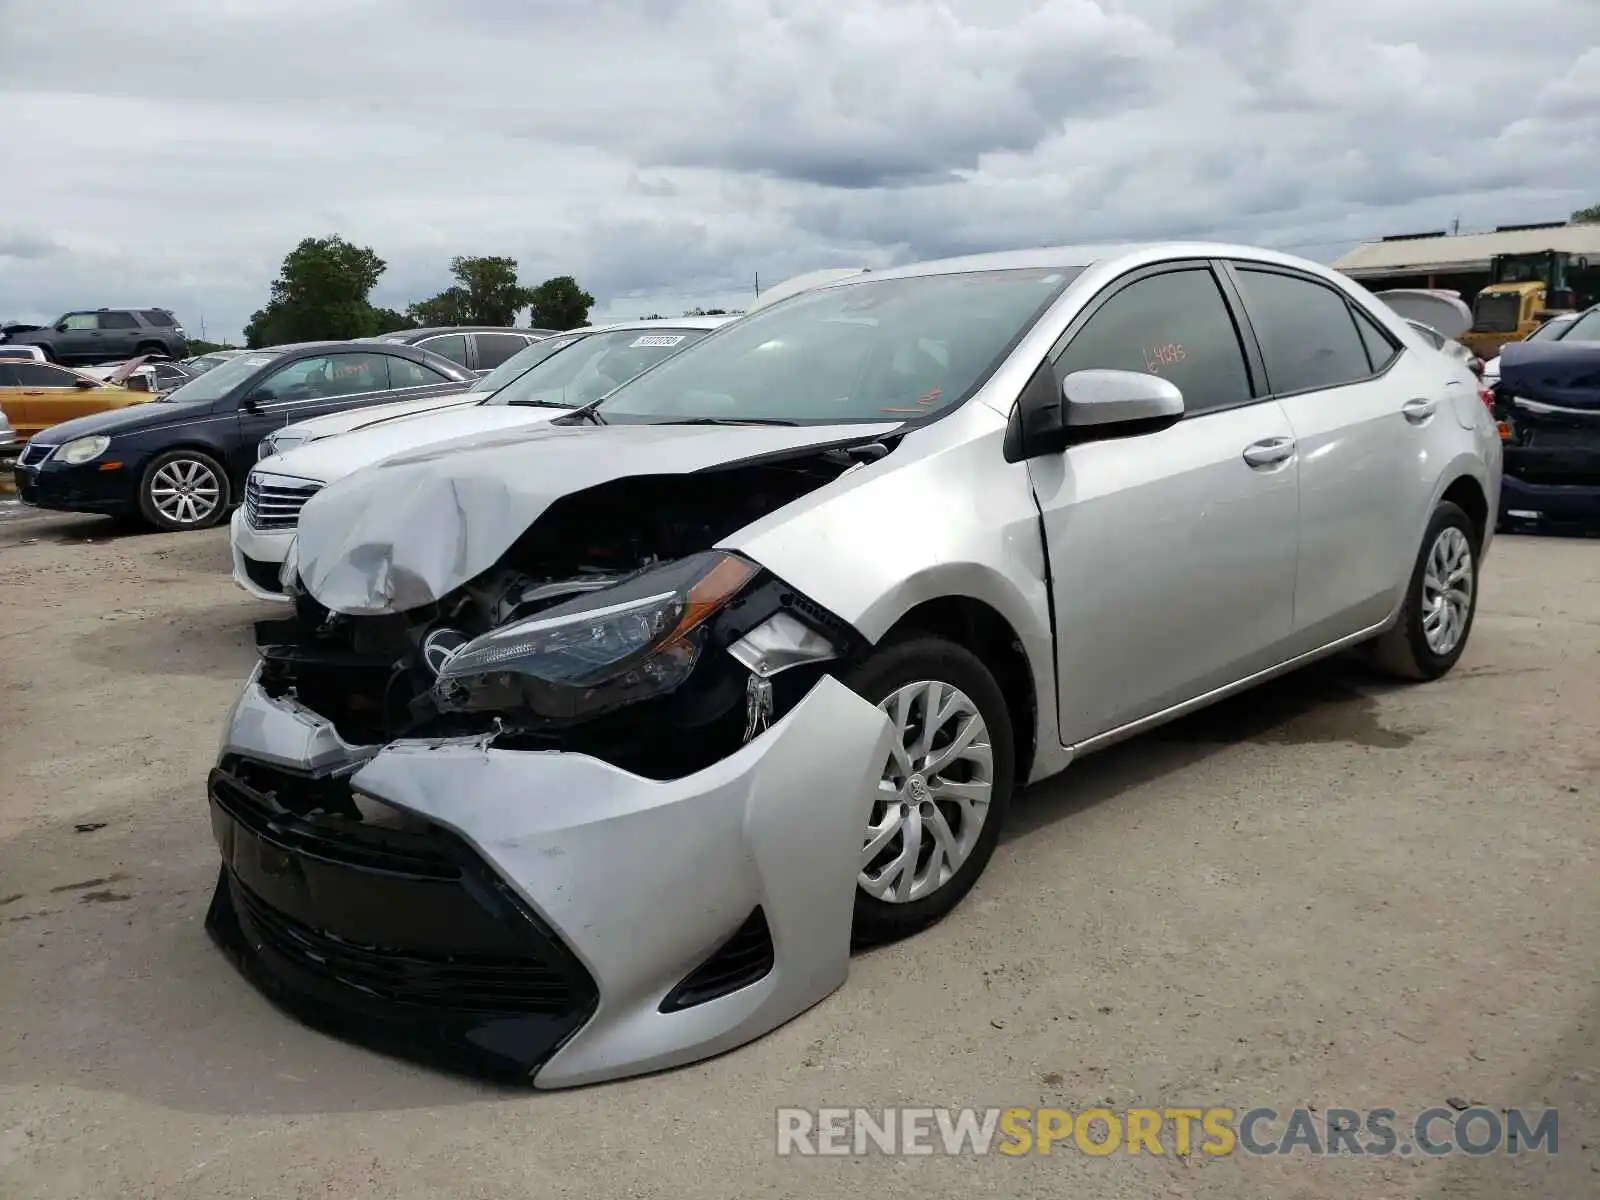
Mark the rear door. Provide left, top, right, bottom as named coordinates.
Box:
left=96, top=311, right=142, bottom=358
left=1225, top=264, right=1438, bottom=646
left=1030, top=262, right=1302, bottom=744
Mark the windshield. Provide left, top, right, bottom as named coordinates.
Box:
left=484, top=327, right=715, bottom=408
left=155, top=350, right=281, bottom=403
left=594, top=268, right=1078, bottom=424
left=468, top=334, right=581, bottom=394
left=185, top=353, right=236, bottom=375
left=1557, top=309, right=1600, bottom=341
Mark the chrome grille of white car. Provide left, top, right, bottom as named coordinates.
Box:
left=245, top=473, right=321, bottom=531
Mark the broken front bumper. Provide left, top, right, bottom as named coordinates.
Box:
left=205, top=670, right=892, bottom=1087
left=1500, top=443, right=1600, bottom=530
left=229, top=508, right=295, bottom=601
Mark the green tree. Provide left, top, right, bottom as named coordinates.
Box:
left=408, top=255, right=537, bottom=326
left=1572, top=203, right=1600, bottom=224
left=244, top=236, right=388, bottom=346
left=527, top=275, right=596, bottom=330
left=406, top=287, right=471, bottom=327
left=372, top=307, right=416, bottom=334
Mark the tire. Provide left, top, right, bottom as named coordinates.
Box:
left=843, top=636, right=1016, bottom=944
left=134, top=341, right=167, bottom=359
left=136, top=449, right=231, bottom=532
left=1366, top=500, right=1480, bottom=681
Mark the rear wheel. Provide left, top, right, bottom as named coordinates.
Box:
left=1367, top=500, right=1479, bottom=680
left=845, top=636, right=1015, bottom=944
left=137, top=449, right=230, bottom=531
left=134, top=341, right=167, bottom=359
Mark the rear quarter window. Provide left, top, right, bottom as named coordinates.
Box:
left=140, top=310, right=177, bottom=327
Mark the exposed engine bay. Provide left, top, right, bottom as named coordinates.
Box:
left=255, top=444, right=891, bottom=778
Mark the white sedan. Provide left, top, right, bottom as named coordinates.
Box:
left=231, top=317, right=729, bottom=599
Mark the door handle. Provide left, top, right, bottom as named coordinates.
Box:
left=1242, top=436, right=1296, bottom=468
left=1401, top=397, right=1437, bottom=423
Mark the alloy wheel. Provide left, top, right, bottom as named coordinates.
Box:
left=149, top=457, right=223, bottom=526
left=1421, top=525, right=1474, bottom=657
left=860, top=679, right=994, bottom=904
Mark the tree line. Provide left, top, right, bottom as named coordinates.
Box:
left=241, top=236, right=598, bottom=348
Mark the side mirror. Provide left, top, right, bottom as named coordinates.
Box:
left=55, top=322, right=69, bottom=333
left=1005, top=366, right=1184, bottom=462
left=1062, top=369, right=1185, bottom=430
left=240, top=392, right=265, bottom=413
left=75, top=377, right=98, bottom=390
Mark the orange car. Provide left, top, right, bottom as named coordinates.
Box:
left=0, top=358, right=153, bottom=443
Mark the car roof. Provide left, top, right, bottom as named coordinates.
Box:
left=364, top=326, right=552, bottom=340
left=812, top=241, right=1361, bottom=289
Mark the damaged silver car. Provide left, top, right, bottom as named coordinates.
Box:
left=205, top=243, right=1501, bottom=1086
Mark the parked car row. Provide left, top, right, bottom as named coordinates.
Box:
left=186, top=243, right=1504, bottom=1088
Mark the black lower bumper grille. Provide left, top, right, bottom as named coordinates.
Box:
left=205, top=759, right=598, bottom=1082
left=241, top=552, right=286, bottom=595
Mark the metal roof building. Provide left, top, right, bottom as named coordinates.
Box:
left=1334, top=222, right=1600, bottom=279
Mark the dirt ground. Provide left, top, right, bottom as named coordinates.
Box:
left=0, top=500, right=1596, bottom=1199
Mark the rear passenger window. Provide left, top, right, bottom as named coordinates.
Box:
left=418, top=333, right=469, bottom=367
left=1233, top=268, right=1374, bottom=394
left=1053, top=268, right=1252, bottom=414
left=387, top=356, right=449, bottom=388
left=98, top=311, right=138, bottom=329
left=1351, top=306, right=1400, bottom=373
left=474, top=332, right=529, bottom=369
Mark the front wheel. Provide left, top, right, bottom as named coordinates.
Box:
left=1366, top=500, right=1479, bottom=680
left=845, top=636, right=1015, bottom=944
left=137, top=449, right=230, bottom=531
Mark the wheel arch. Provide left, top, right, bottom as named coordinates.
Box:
left=875, top=593, right=1041, bottom=787
left=1440, top=473, right=1489, bottom=551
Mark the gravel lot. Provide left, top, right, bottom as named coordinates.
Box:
left=1, top=499, right=1596, bottom=1199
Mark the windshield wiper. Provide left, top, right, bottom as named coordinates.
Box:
left=661, top=416, right=799, bottom=426
left=562, top=399, right=606, bottom=425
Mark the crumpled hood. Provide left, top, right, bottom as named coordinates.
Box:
left=295, top=419, right=900, bottom=614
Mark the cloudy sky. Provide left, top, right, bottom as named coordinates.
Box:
left=3, top=0, right=1598, bottom=340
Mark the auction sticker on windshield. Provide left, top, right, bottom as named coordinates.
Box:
left=630, top=335, right=686, bottom=347
left=241, top=356, right=275, bottom=367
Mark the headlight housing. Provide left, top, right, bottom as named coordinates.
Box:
left=433, top=550, right=760, bottom=721
left=57, top=435, right=111, bottom=465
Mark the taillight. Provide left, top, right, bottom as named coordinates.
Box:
left=1469, top=357, right=1485, bottom=379
left=1478, top=384, right=1495, bottom=412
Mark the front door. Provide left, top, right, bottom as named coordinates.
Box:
left=53, top=313, right=100, bottom=362
left=5, top=363, right=114, bottom=439
left=231, top=351, right=398, bottom=476
left=1027, top=263, right=1301, bottom=745
left=1225, top=264, right=1439, bottom=646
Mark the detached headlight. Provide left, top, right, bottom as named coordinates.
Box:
left=57, top=435, right=111, bottom=465
left=259, top=432, right=307, bottom=460
left=433, top=550, right=760, bottom=720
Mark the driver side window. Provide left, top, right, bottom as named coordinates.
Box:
left=255, top=354, right=386, bottom=403
left=1053, top=268, right=1254, bottom=415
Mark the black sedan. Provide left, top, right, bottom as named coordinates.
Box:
left=12, top=340, right=475, bottom=531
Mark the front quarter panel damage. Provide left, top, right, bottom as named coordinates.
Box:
left=348, top=675, right=894, bottom=1088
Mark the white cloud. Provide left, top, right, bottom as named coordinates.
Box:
left=2, top=0, right=1597, bottom=337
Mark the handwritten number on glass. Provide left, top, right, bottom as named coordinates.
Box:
left=1143, top=344, right=1185, bottom=374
